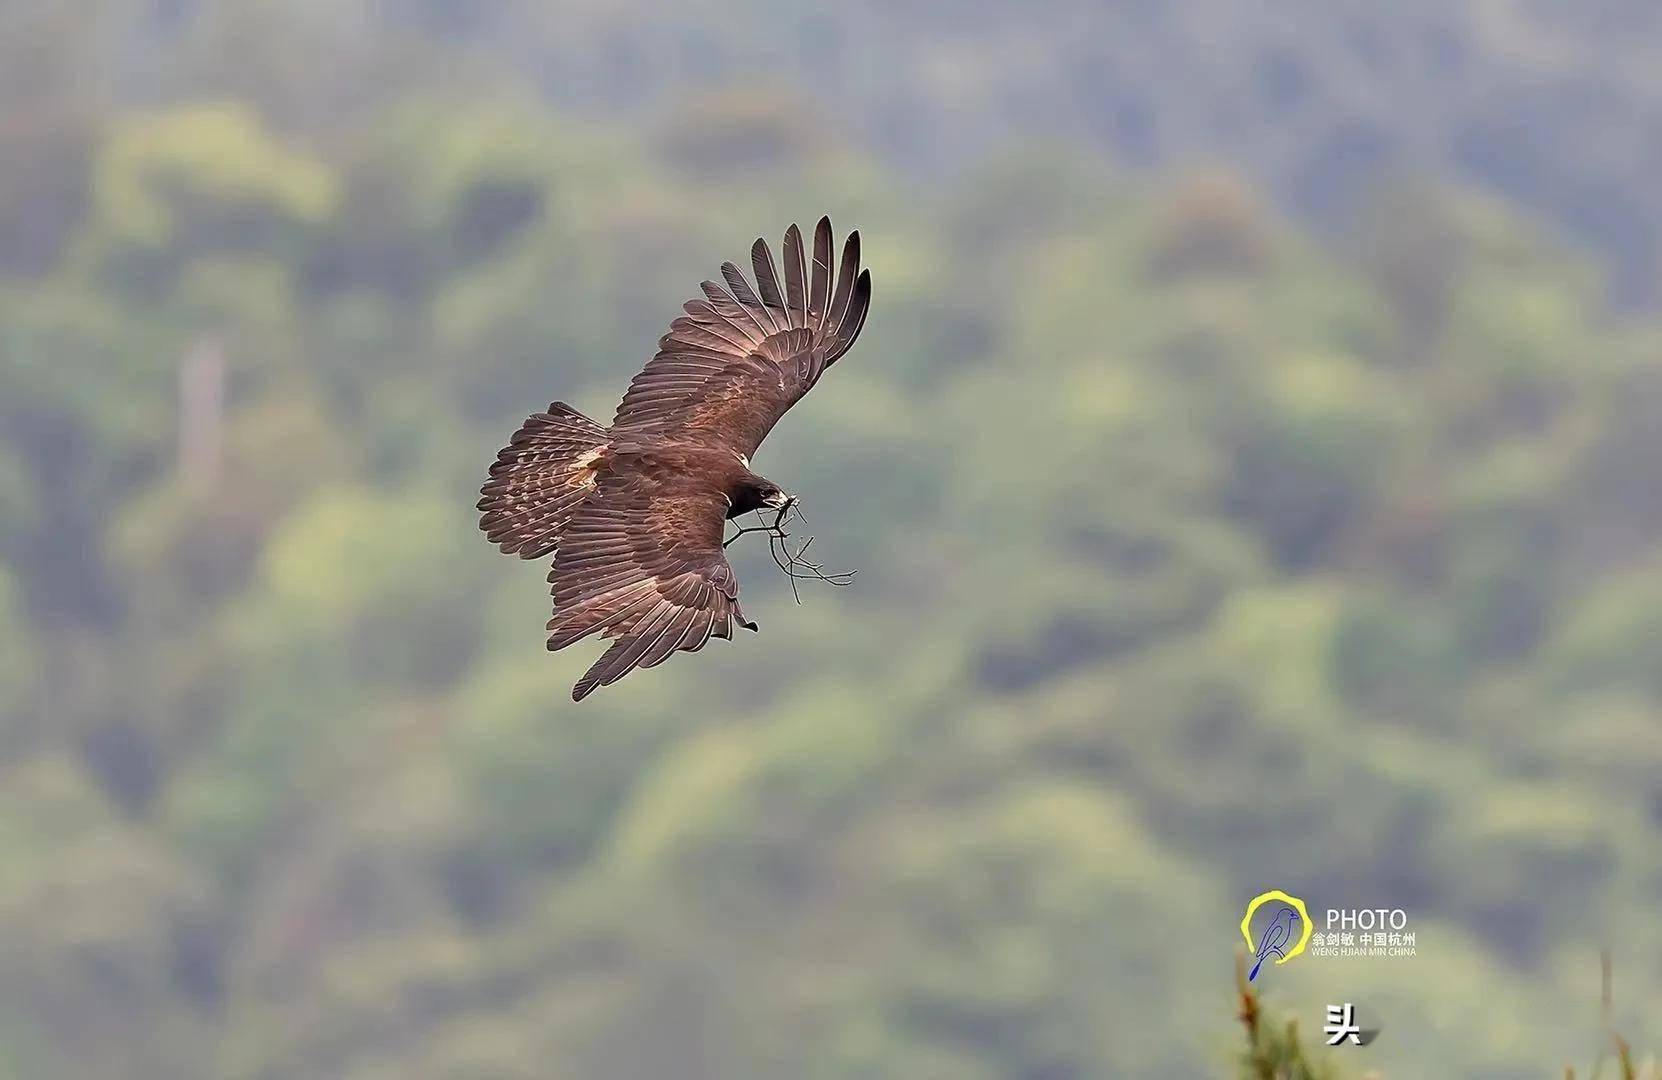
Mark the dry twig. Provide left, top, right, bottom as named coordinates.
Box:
left=723, top=498, right=856, bottom=602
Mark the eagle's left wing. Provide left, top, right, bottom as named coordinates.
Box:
left=610, top=216, right=871, bottom=457
left=545, top=475, right=747, bottom=700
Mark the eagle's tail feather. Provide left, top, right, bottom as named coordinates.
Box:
left=478, top=402, right=607, bottom=560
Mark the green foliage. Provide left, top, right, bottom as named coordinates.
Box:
left=1231, top=951, right=1658, bottom=1080
left=1, top=12, right=1660, bottom=1078
left=1233, top=956, right=1348, bottom=1080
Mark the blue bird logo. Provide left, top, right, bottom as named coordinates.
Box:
left=1249, top=905, right=1300, bottom=981
left=1240, top=889, right=1313, bottom=980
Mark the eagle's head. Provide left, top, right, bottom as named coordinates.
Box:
left=728, top=475, right=795, bottom=519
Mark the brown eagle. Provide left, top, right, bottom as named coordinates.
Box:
left=478, top=217, right=871, bottom=700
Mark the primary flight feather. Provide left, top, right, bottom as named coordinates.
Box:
left=477, top=217, right=872, bottom=700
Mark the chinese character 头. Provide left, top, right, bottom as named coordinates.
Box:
left=1324, top=1003, right=1363, bottom=1046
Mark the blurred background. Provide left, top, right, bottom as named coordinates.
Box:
left=2, top=1, right=1660, bottom=1076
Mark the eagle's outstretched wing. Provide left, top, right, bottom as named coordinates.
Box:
left=486, top=216, right=873, bottom=699
left=611, top=216, right=871, bottom=457
left=544, top=475, right=747, bottom=701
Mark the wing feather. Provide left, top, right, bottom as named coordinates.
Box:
left=639, top=605, right=700, bottom=669
left=547, top=477, right=741, bottom=700
left=831, top=268, right=873, bottom=364
left=610, top=217, right=872, bottom=456
left=782, top=223, right=808, bottom=329
left=702, top=281, right=772, bottom=340
left=824, top=229, right=860, bottom=337
left=547, top=584, right=660, bottom=652
left=665, top=606, right=717, bottom=661
left=750, top=237, right=786, bottom=324
left=808, top=216, right=832, bottom=320
left=721, top=262, right=768, bottom=320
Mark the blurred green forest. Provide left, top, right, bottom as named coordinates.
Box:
left=3, top=3, right=1662, bottom=1078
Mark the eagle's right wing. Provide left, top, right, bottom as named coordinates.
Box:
left=610, top=216, right=871, bottom=458
left=545, top=476, right=747, bottom=700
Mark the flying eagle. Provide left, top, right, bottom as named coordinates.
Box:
left=478, top=217, right=871, bottom=700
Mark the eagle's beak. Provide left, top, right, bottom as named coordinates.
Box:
left=766, top=490, right=795, bottom=511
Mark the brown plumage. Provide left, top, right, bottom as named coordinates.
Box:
left=478, top=216, right=872, bottom=700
